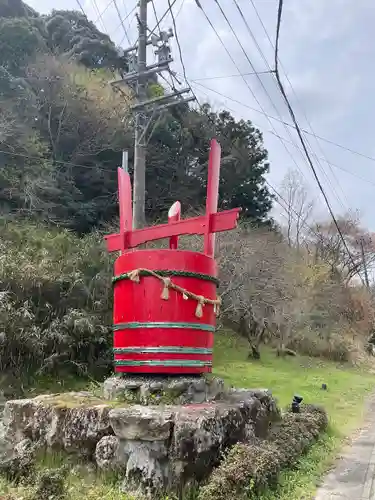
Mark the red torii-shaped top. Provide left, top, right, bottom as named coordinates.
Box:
left=104, top=139, right=241, bottom=257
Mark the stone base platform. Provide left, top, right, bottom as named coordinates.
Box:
left=1, top=387, right=279, bottom=497
left=103, top=374, right=225, bottom=405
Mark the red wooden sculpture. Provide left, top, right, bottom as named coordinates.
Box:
left=105, top=139, right=241, bottom=374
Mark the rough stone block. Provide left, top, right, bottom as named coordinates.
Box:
left=103, top=375, right=225, bottom=405
left=109, top=406, right=174, bottom=441
left=3, top=388, right=279, bottom=497
left=3, top=393, right=113, bottom=456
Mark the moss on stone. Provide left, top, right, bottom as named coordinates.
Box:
left=35, top=392, right=127, bottom=410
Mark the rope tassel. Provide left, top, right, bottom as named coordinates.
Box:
left=161, top=278, right=171, bottom=300
left=128, top=269, right=140, bottom=283
left=214, top=300, right=221, bottom=317
left=195, top=297, right=205, bottom=318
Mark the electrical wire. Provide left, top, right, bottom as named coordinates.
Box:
left=148, top=0, right=179, bottom=39
left=195, top=1, right=309, bottom=189
left=0, top=149, right=118, bottom=173
left=190, top=75, right=375, bottom=167
left=191, top=87, right=323, bottom=243
left=268, top=131, right=375, bottom=188
left=151, top=0, right=162, bottom=37
left=75, top=0, right=86, bottom=16
left=264, top=179, right=322, bottom=241
left=175, top=0, right=186, bottom=19
left=167, top=0, right=189, bottom=87
left=191, top=79, right=375, bottom=180
left=190, top=79, right=375, bottom=189
left=113, top=0, right=131, bottom=44
left=274, top=0, right=364, bottom=285
left=189, top=84, right=357, bottom=267
left=241, top=0, right=349, bottom=209
left=191, top=70, right=274, bottom=82
left=117, top=6, right=137, bottom=45
left=214, top=0, right=347, bottom=213
left=91, top=0, right=108, bottom=33
left=94, top=0, right=114, bottom=25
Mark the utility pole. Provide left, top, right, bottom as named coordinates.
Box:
left=133, top=0, right=147, bottom=229
left=112, top=0, right=195, bottom=229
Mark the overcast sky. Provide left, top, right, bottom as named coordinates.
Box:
left=27, top=0, right=375, bottom=229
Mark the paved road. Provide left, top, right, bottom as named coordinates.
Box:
left=315, top=397, right=375, bottom=500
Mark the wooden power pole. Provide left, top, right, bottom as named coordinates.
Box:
left=111, top=0, right=195, bottom=229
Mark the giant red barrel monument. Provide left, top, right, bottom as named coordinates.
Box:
left=104, top=139, right=241, bottom=375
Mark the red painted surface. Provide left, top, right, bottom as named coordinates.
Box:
left=204, top=139, right=221, bottom=258
left=117, top=167, right=132, bottom=252
left=105, top=139, right=241, bottom=374
left=113, top=250, right=217, bottom=374
left=105, top=208, right=240, bottom=252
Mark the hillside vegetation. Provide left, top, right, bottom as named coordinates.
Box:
left=0, top=1, right=272, bottom=233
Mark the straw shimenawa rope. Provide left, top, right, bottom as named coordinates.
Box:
left=126, top=268, right=221, bottom=318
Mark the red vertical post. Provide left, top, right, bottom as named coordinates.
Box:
left=204, top=139, right=221, bottom=258
left=168, top=201, right=181, bottom=250
left=118, top=167, right=133, bottom=253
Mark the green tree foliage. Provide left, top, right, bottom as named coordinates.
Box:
left=45, top=10, right=127, bottom=71
left=0, top=17, right=45, bottom=75
left=0, top=0, right=36, bottom=19
left=0, top=0, right=273, bottom=232
left=145, top=104, right=272, bottom=223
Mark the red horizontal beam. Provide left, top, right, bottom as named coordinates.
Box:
left=105, top=208, right=241, bottom=252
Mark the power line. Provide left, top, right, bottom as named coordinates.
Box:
left=191, top=70, right=274, bottom=82
left=93, top=0, right=114, bottom=24
left=91, top=0, right=108, bottom=33
left=190, top=88, right=323, bottom=244
left=175, top=0, right=186, bottom=19
left=242, top=0, right=349, bottom=209
left=190, top=79, right=375, bottom=169
left=0, top=148, right=118, bottom=173
left=213, top=0, right=316, bottom=186
left=113, top=0, right=131, bottom=44
left=167, top=0, right=188, bottom=86
left=148, top=0, right=179, bottom=39
left=269, top=131, right=375, bottom=188
left=213, top=0, right=346, bottom=214
left=194, top=1, right=308, bottom=191
left=264, top=179, right=323, bottom=241
left=151, top=0, right=162, bottom=36
left=216, top=0, right=346, bottom=212
left=191, top=78, right=374, bottom=189
left=117, top=6, right=137, bottom=45
left=274, top=0, right=364, bottom=285
left=190, top=83, right=361, bottom=275
left=75, top=0, right=86, bottom=16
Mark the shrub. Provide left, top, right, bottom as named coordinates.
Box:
left=198, top=405, right=328, bottom=500
left=0, top=219, right=114, bottom=381
left=32, top=467, right=68, bottom=500
left=0, top=451, right=35, bottom=485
